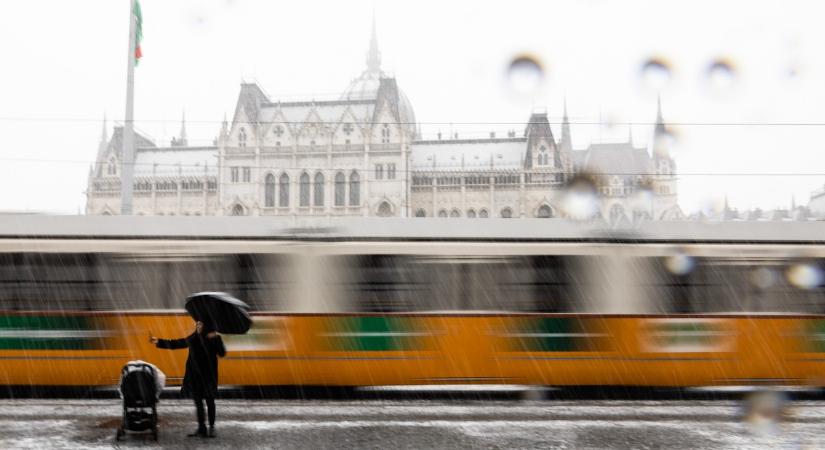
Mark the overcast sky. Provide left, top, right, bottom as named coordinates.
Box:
left=1, top=0, right=824, bottom=214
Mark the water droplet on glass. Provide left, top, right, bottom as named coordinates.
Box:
left=706, top=59, right=736, bottom=91
left=787, top=263, right=822, bottom=289
left=561, top=175, right=599, bottom=221
left=640, top=57, right=672, bottom=90
left=697, top=195, right=725, bottom=220
left=665, top=253, right=694, bottom=276
left=630, top=187, right=654, bottom=220
left=600, top=113, right=621, bottom=133
left=785, top=63, right=802, bottom=81
left=506, top=54, right=544, bottom=95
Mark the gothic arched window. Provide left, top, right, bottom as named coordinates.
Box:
left=264, top=173, right=275, bottom=207
left=334, top=172, right=346, bottom=206
left=438, top=209, right=448, bottom=218
left=349, top=171, right=360, bottom=206
left=279, top=173, right=290, bottom=207
left=238, top=127, right=247, bottom=148
left=610, top=204, right=627, bottom=223
left=313, top=172, right=324, bottom=207
left=377, top=201, right=393, bottom=217
left=467, top=209, right=477, bottom=218
left=537, top=204, right=553, bottom=218
left=479, top=209, right=489, bottom=218
left=450, top=209, right=460, bottom=218
left=299, top=172, right=310, bottom=207
left=231, top=204, right=244, bottom=216
left=500, top=207, right=513, bottom=218
left=415, top=209, right=426, bottom=217
left=381, top=123, right=390, bottom=143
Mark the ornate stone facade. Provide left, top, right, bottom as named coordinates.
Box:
left=86, top=25, right=681, bottom=222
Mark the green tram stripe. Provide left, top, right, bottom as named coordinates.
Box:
left=327, top=317, right=417, bottom=351
left=512, top=318, right=581, bottom=352
left=0, top=315, right=100, bottom=350
left=808, top=320, right=825, bottom=353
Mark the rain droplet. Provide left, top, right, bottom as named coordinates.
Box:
left=653, top=126, right=682, bottom=157
left=640, top=57, right=672, bottom=90
left=600, top=112, right=621, bottom=133
left=506, top=54, right=544, bottom=95
left=696, top=195, right=725, bottom=220
left=665, top=253, right=694, bottom=276
left=787, top=263, right=822, bottom=289
left=706, top=59, right=736, bottom=91
left=785, top=63, right=802, bottom=81
left=561, top=175, right=599, bottom=221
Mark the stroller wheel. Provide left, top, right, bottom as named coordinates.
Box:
left=115, top=428, right=124, bottom=441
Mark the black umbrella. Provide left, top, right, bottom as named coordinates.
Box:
left=184, top=292, right=252, bottom=335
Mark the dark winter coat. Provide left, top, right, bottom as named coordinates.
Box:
left=156, top=332, right=226, bottom=398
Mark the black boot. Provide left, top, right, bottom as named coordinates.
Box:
left=208, top=426, right=216, bottom=438
left=187, top=426, right=208, bottom=438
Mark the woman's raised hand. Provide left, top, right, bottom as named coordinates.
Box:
left=149, top=334, right=158, bottom=344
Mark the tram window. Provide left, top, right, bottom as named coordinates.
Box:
left=530, top=256, right=573, bottom=312
left=655, top=258, right=825, bottom=314
left=647, top=259, right=693, bottom=314
left=220, top=254, right=288, bottom=312
left=337, top=255, right=422, bottom=312
left=337, top=255, right=576, bottom=312
left=99, top=253, right=287, bottom=312
left=0, top=253, right=99, bottom=310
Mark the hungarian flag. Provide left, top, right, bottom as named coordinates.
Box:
left=133, top=0, right=143, bottom=63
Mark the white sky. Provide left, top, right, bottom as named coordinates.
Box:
left=1, top=0, right=824, bottom=214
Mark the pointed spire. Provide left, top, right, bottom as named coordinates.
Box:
left=563, top=97, right=569, bottom=121
left=366, top=13, right=382, bottom=74
left=560, top=97, right=571, bottom=151
left=100, top=113, right=108, bottom=144
left=651, top=96, right=669, bottom=158
left=654, top=94, right=666, bottom=135
left=179, top=110, right=188, bottom=146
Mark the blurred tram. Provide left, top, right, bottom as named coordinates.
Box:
left=1, top=215, right=825, bottom=389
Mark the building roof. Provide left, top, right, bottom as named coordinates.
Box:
left=106, top=126, right=156, bottom=159
left=258, top=99, right=376, bottom=129
left=133, top=147, right=218, bottom=177
left=574, top=142, right=652, bottom=177
left=411, top=138, right=526, bottom=172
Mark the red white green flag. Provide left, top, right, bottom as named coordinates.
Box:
left=133, top=0, right=143, bottom=63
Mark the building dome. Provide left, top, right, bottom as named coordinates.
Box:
left=340, top=19, right=416, bottom=137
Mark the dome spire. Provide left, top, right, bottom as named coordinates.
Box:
left=366, top=13, right=382, bottom=74
left=100, top=113, right=108, bottom=144
left=179, top=110, right=188, bottom=146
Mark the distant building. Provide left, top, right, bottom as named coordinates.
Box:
left=808, top=185, right=825, bottom=219
left=86, top=23, right=681, bottom=222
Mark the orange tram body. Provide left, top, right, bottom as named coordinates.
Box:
left=0, top=216, right=824, bottom=389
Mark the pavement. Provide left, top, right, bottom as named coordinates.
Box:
left=0, top=398, right=823, bottom=449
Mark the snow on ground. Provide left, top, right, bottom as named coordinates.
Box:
left=0, top=399, right=822, bottom=449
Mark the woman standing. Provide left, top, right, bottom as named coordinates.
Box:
left=150, top=320, right=226, bottom=438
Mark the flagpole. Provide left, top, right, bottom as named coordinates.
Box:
left=120, top=0, right=137, bottom=215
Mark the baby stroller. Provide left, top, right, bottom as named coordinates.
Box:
left=115, top=361, right=165, bottom=441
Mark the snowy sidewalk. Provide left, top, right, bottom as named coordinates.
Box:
left=0, top=399, right=822, bottom=449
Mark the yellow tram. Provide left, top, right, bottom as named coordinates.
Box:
left=0, top=216, right=823, bottom=389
